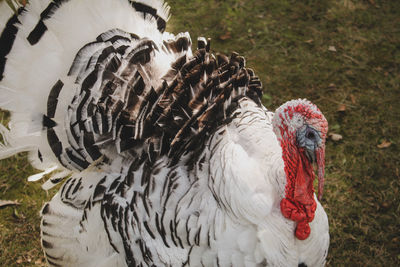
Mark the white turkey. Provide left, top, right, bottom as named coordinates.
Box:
left=0, top=0, right=329, bottom=266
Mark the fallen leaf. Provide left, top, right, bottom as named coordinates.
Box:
left=219, top=32, right=231, bottom=40
left=337, top=104, right=346, bottom=112
left=329, top=133, right=343, bottom=141
left=350, top=94, right=356, bottom=104
left=377, top=140, right=392, bottom=149
left=328, top=83, right=336, bottom=89
left=304, top=39, right=313, bottom=44
left=348, top=234, right=357, bottom=241
left=0, top=199, right=20, bottom=208
left=328, top=45, right=337, bottom=52
left=35, top=258, right=47, bottom=266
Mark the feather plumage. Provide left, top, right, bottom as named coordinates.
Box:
left=0, top=0, right=329, bottom=266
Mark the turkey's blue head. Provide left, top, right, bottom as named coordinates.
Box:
left=272, top=99, right=328, bottom=240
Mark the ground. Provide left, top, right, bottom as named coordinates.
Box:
left=0, top=0, right=399, bottom=266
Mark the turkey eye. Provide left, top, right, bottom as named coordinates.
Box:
left=306, top=131, right=315, bottom=140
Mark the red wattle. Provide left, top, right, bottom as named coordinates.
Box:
left=280, top=198, right=306, bottom=222
left=279, top=140, right=317, bottom=241
left=295, top=220, right=311, bottom=240
left=293, top=150, right=314, bottom=204
left=305, top=201, right=317, bottom=221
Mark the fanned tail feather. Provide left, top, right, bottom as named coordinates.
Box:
left=0, top=0, right=173, bottom=174
left=27, top=165, right=58, bottom=182
left=0, top=0, right=177, bottom=199
left=41, top=169, right=72, bottom=190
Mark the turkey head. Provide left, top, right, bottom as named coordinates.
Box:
left=272, top=99, right=328, bottom=240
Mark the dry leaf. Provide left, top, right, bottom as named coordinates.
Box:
left=350, top=94, right=356, bottom=104
left=348, top=234, right=357, bottom=241
left=328, top=46, right=337, bottom=52
left=35, top=258, right=47, bottom=266
left=329, top=133, right=343, bottom=141
left=381, top=202, right=390, bottom=209
left=377, top=141, right=392, bottom=149
left=0, top=199, right=20, bottom=208
left=345, top=70, right=354, bottom=75
left=219, top=32, right=231, bottom=40
left=337, top=104, right=346, bottom=112
left=304, top=39, right=313, bottom=44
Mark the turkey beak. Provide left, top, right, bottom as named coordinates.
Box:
left=316, top=146, right=325, bottom=200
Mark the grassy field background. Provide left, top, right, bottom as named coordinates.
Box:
left=1, top=0, right=399, bottom=266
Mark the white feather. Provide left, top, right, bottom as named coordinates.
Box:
left=0, top=123, right=35, bottom=160
left=27, top=165, right=58, bottom=182
left=42, top=170, right=73, bottom=190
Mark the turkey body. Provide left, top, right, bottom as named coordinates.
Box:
left=41, top=98, right=329, bottom=267
left=0, top=0, right=329, bottom=266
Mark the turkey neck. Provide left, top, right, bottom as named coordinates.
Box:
left=278, top=136, right=317, bottom=240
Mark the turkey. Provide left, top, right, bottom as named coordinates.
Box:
left=0, top=0, right=329, bottom=266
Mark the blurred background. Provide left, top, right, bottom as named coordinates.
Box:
left=0, top=0, right=399, bottom=266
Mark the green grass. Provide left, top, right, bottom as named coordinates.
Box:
left=1, top=0, right=400, bottom=266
